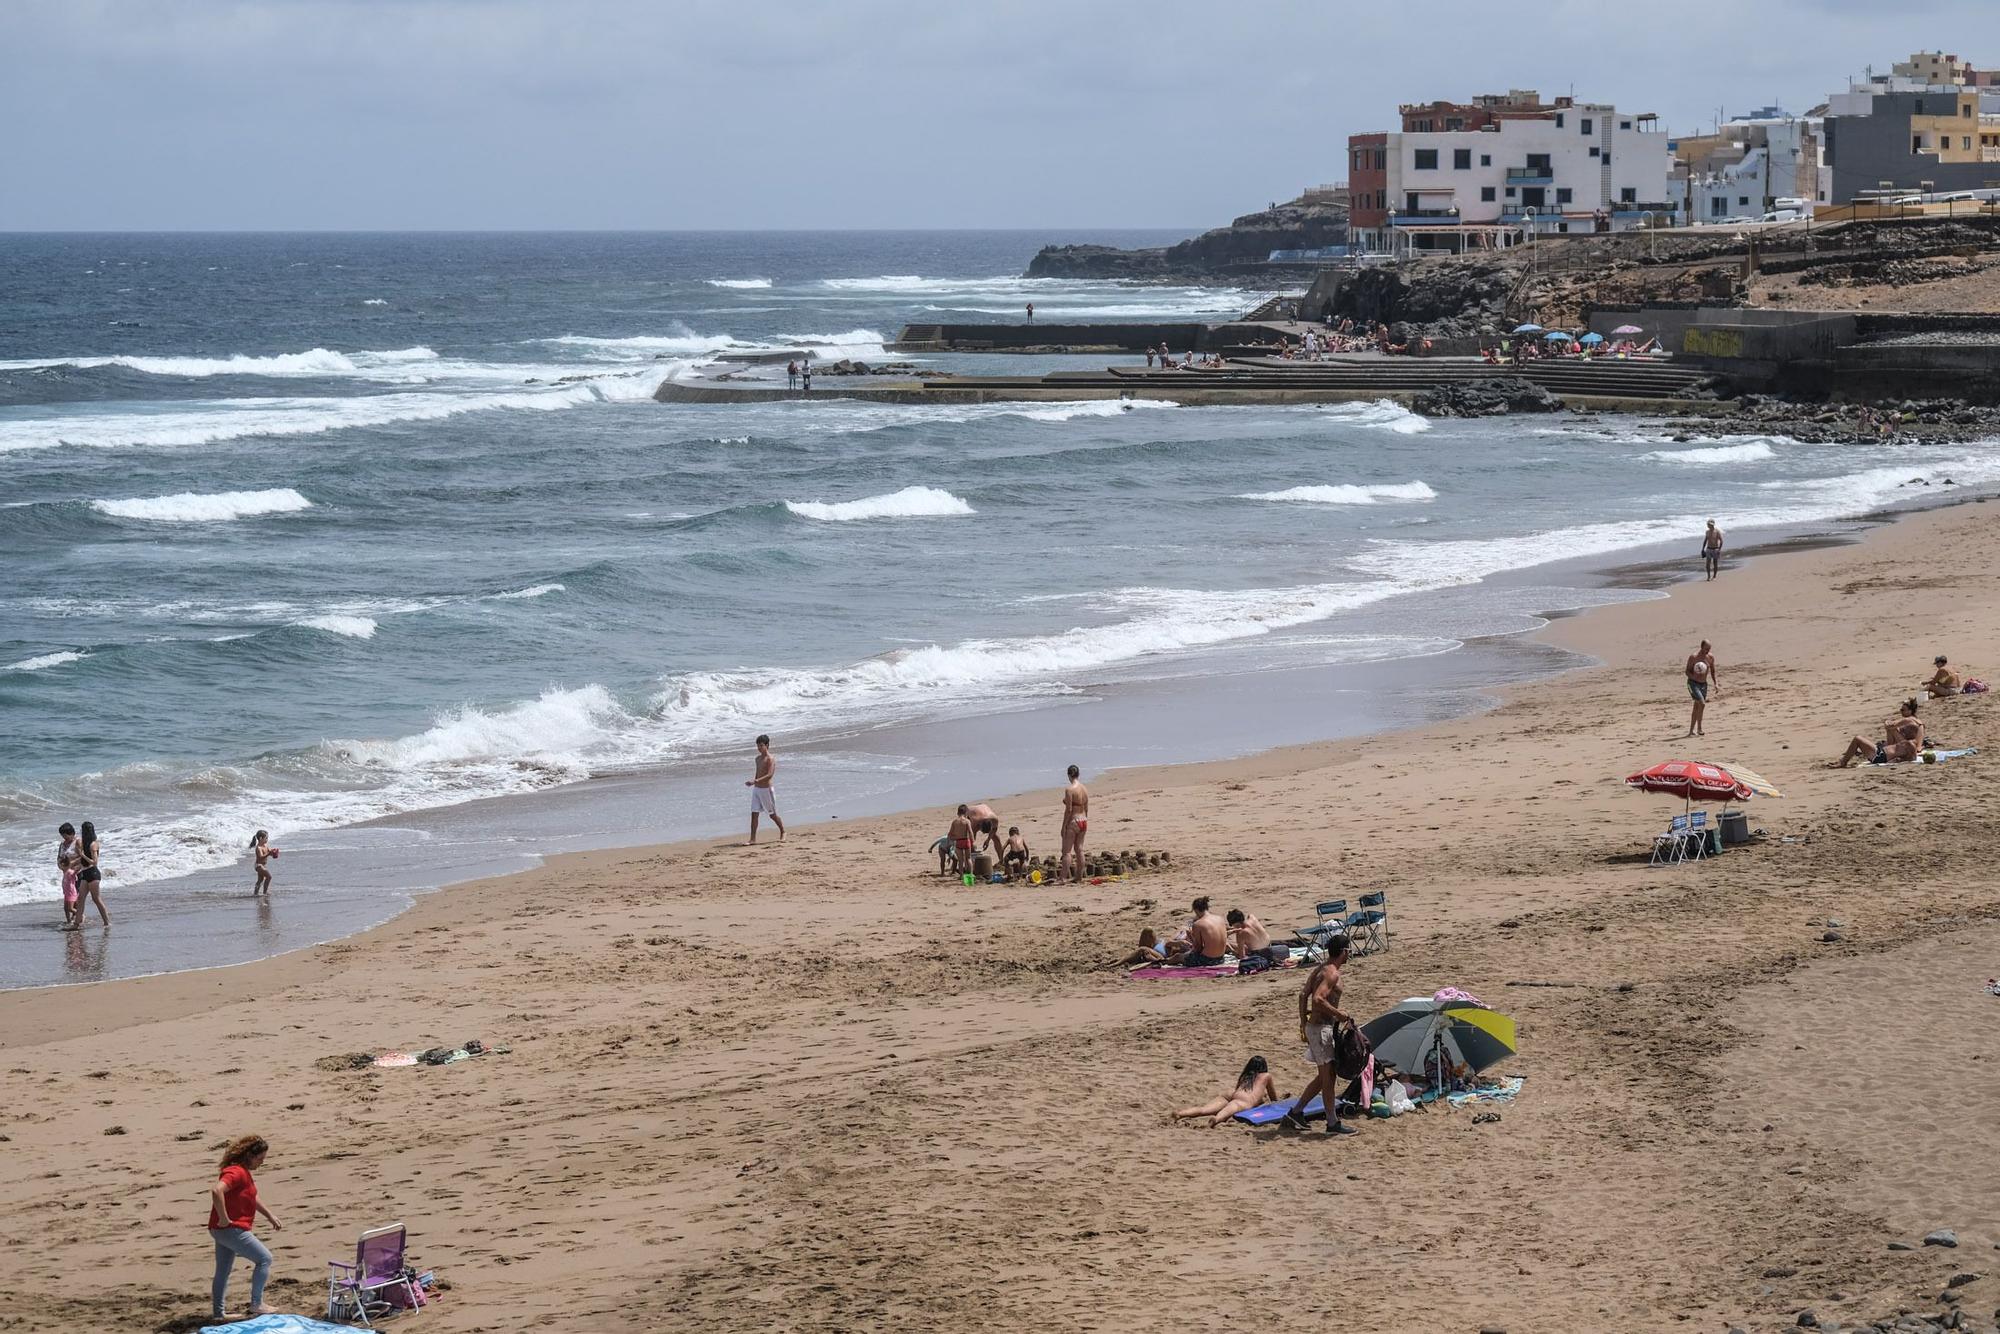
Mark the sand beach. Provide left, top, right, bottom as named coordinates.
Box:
left=6, top=498, right=2000, bottom=1332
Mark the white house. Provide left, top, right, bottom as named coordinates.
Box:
left=1352, top=100, right=1678, bottom=253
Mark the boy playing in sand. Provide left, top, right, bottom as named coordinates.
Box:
left=1059, top=764, right=1088, bottom=883
left=1001, top=826, right=1030, bottom=878
left=746, top=735, right=785, bottom=844
left=948, top=805, right=974, bottom=874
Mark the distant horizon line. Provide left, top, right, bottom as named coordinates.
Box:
left=0, top=225, right=1208, bottom=236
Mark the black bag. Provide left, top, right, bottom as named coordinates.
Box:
left=1333, top=1019, right=1372, bottom=1081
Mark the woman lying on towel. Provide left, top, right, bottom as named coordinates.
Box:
left=1173, top=1056, right=1284, bottom=1127
left=1115, top=928, right=1172, bottom=969
left=1837, top=698, right=1924, bottom=767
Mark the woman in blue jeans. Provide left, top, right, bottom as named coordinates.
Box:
left=208, top=1133, right=281, bottom=1318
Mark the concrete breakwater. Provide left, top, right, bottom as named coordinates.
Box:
left=891, top=322, right=1209, bottom=353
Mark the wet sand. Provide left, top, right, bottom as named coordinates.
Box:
left=6, top=499, right=2000, bottom=1331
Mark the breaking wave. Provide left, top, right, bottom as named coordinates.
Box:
left=706, top=278, right=773, bottom=289
left=91, top=487, right=313, bottom=523
left=4, top=650, right=89, bottom=673
left=1646, top=441, right=1778, bottom=465
left=296, top=614, right=377, bottom=639
left=1240, top=481, right=1437, bottom=505
left=0, top=346, right=439, bottom=378
left=785, top=486, right=975, bottom=522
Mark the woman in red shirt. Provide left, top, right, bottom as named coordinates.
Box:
left=208, top=1134, right=281, bottom=1319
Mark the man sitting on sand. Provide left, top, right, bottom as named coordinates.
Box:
left=1177, top=897, right=1229, bottom=967
left=1226, top=909, right=1289, bottom=971
left=1837, top=698, right=1925, bottom=767
left=1001, top=826, right=1030, bottom=877
left=1923, top=655, right=1962, bottom=699
left=948, top=806, right=974, bottom=873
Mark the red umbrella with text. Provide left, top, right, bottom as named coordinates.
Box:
left=1624, top=759, right=1755, bottom=813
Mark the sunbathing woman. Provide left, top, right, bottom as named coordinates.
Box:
left=1173, top=1056, right=1283, bottom=1127
left=1837, top=698, right=1924, bottom=767
left=1115, top=927, right=1171, bottom=969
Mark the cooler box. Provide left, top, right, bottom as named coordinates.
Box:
left=1719, top=810, right=1750, bottom=846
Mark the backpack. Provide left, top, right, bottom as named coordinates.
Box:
left=1333, top=1019, right=1372, bottom=1081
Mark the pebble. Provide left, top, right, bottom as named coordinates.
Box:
left=1891, top=1242, right=1916, bottom=1251
left=1797, top=1311, right=1818, bottom=1328
left=1768, top=1266, right=1802, bottom=1278
left=1823, top=930, right=1846, bottom=943
left=1929, top=1231, right=1961, bottom=1249
left=1948, top=1274, right=1979, bottom=1289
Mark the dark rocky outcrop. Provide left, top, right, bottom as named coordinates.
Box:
left=1325, top=262, right=1517, bottom=340
left=1026, top=197, right=1348, bottom=281
left=1411, top=377, right=1565, bottom=418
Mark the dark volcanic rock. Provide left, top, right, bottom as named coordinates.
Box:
left=1412, top=377, right=1564, bottom=418
left=1026, top=197, right=1348, bottom=281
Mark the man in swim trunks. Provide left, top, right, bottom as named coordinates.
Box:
left=1059, top=764, right=1089, bottom=884
left=746, top=734, right=785, bottom=844
left=1701, top=520, right=1724, bottom=581
left=1226, top=908, right=1289, bottom=969
left=963, top=802, right=1004, bottom=860
left=1685, top=640, right=1718, bottom=737
left=948, top=806, right=974, bottom=874
left=1281, top=935, right=1358, bottom=1138
left=1175, top=897, right=1228, bottom=967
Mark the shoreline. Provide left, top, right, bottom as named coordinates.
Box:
left=10, top=491, right=2000, bottom=1329
left=1, top=484, right=1974, bottom=995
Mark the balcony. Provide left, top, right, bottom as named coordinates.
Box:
left=1506, top=168, right=1555, bottom=184
left=1390, top=210, right=1475, bottom=226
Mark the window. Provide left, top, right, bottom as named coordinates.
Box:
left=1965, top=103, right=1975, bottom=118
left=1581, top=117, right=1593, bottom=135
left=1738, top=196, right=1750, bottom=206
left=1914, top=135, right=1924, bottom=153
left=1453, top=148, right=1472, bottom=169
left=1557, top=187, right=1574, bottom=204
left=1414, top=148, right=1438, bottom=169
left=1480, top=153, right=1491, bottom=166
left=1505, top=186, right=1516, bottom=198
left=1405, top=192, right=1421, bottom=214
left=1711, top=197, right=1728, bottom=217
left=1620, top=187, right=1637, bottom=203
left=1589, top=147, right=1600, bottom=158
left=1620, top=119, right=1632, bottom=130
left=1521, top=187, right=1546, bottom=207
left=1481, top=186, right=1497, bottom=202
left=1555, top=113, right=1565, bottom=128
left=1446, top=118, right=1464, bottom=131
left=1965, top=136, right=1974, bottom=151
left=1374, top=149, right=1386, bottom=170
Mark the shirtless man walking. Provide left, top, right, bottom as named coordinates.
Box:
left=746, top=734, right=785, bottom=843
left=1281, top=935, right=1358, bottom=1138
left=1701, top=520, right=1724, bottom=581
left=1685, top=640, right=1719, bottom=737
left=1058, top=764, right=1088, bottom=883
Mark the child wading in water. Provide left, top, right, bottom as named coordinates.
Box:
left=250, top=830, right=279, bottom=896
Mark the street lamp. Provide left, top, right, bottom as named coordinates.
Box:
left=1449, top=203, right=1461, bottom=254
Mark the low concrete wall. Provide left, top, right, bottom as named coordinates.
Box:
left=892, top=322, right=1207, bottom=353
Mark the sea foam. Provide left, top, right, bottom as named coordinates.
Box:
left=0, top=346, right=438, bottom=378
left=92, top=487, right=313, bottom=523
left=1647, top=441, right=1777, bottom=464
left=785, top=486, right=975, bottom=522
left=4, top=650, right=88, bottom=673
left=493, top=582, right=565, bottom=600
left=1240, top=481, right=1437, bottom=505
left=707, top=278, right=773, bottom=289
left=297, top=614, right=378, bottom=639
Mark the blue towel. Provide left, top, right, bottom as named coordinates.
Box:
left=202, top=1316, right=360, bottom=1334
left=1236, top=1094, right=1324, bottom=1124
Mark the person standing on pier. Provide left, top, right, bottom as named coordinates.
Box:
left=786, top=360, right=798, bottom=390
left=1025, top=302, right=1034, bottom=322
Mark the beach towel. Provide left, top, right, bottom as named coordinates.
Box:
left=1446, top=1075, right=1525, bottom=1107
left=1236, top=1094, right=1325, bottom=1124
left=202, top=1316, right=358, bottom=1334
left=1128, top=964, right=1236, bottom=980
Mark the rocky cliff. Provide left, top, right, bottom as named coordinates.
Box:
left=1026, top=198, right=1349, bottom=281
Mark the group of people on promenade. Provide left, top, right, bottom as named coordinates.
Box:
left=1144, top=346, right=1222, bottom=370
left=783, top=359, right=813, bottom=392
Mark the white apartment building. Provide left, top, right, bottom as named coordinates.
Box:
left=1688, top=115, right=1825, bottom=220
left=1353, top=103, right=1678, bottom=253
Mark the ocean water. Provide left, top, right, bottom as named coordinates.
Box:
left=3, top=230, right=1997, bottom=938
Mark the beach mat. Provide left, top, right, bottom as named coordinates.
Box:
left=1129, top=964, right=1236, bottom=980
left=202, top=1316, right=359, bottom=1334
left=1236, top=1095, right=1325, bottom=1124
left=1863, top=747, right=1977, bottom=768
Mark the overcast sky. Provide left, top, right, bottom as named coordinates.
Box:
left=1, top=0, right=1994, bottom=230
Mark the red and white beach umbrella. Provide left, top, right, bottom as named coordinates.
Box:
left=1624, top=760, right=1755, bottom=804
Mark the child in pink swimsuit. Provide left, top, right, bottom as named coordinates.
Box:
left=57, top=822, right=80, bottom=929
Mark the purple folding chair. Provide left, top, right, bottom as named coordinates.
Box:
left=326, top=1222, right=419, bottom=1327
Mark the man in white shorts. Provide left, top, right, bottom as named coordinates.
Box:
left=746, top=734, right=785, bottom=844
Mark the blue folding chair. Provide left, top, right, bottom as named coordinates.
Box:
left=1686, top=811, right=1711, bottom=863
left=1650, top=813, right=1691, bottom=867
left=1347, top=891, right=1389, bottom=954
left=1295, top=899, right=1348, bottom=946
